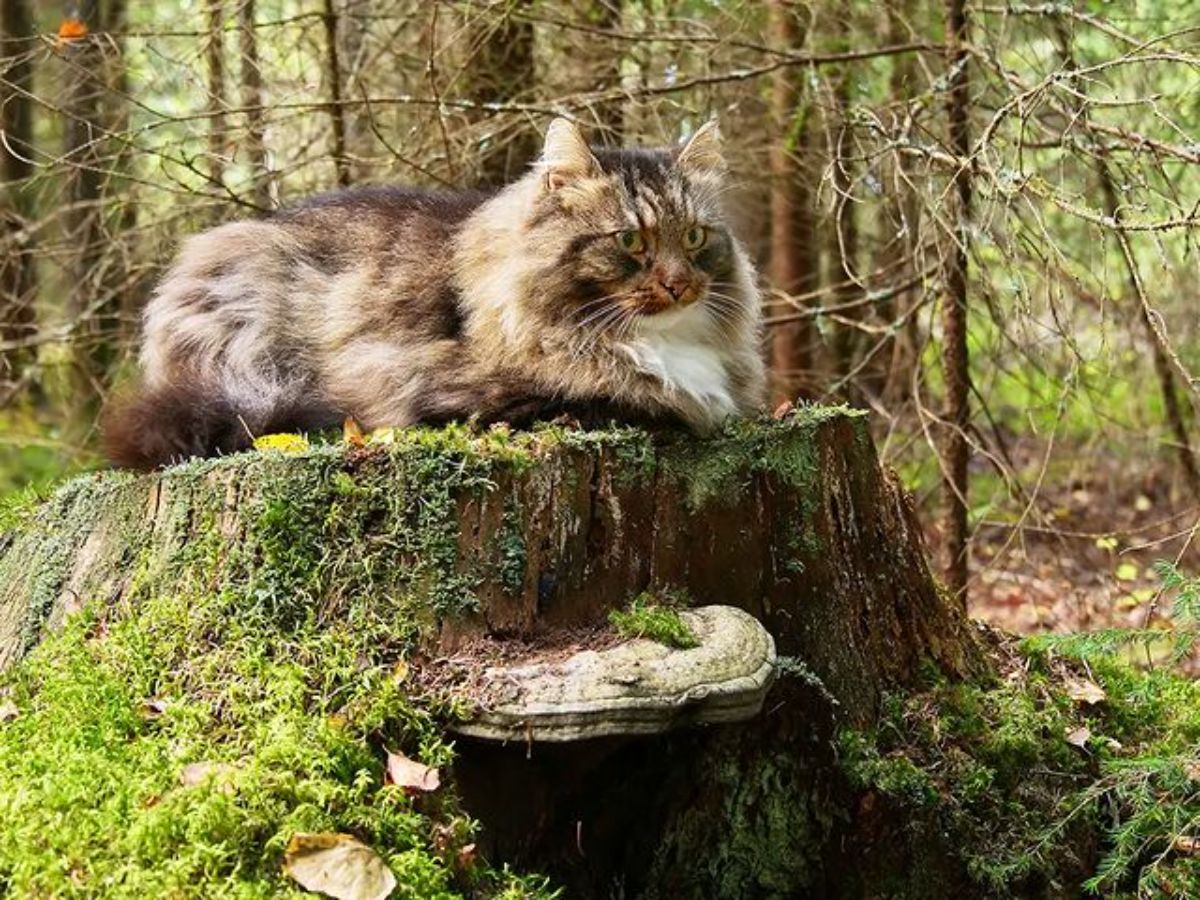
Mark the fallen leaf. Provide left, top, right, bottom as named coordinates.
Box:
left=0, top=700, right=18, bottom=722
left=1174, top=835, right=1200, bottom=855
left=1094, top=536, right=1119, bottom=552
left=253, top=433, right=309, bottom=454
left=1134, top=494, right=1153, bottom=512
left=385, top=749, right=440, bottom=793
left=772, top=400, right=794, bottom=420
left=139, top=698, right=168, bottom=720
left=456, top=842, right=478, bottom=871
left=391, top=659, right=409, bottom=685
left=366, top=428, right=396, bottom=446
left=343, top=417, right=366, bottom=447
left=283, top=833, right=396, bottom=900
left=1065, top=677, right=1106, bottom=706
left=179, top=761, right=237, bottom=793
left=1115, top=562, right=1139, bottom=582
left=1184, top=760, right=1200, bottom=781
left=1065, top=725, right=1091, bottom=748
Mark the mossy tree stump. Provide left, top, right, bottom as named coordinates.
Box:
left=0, top=408, right=987, bottom=897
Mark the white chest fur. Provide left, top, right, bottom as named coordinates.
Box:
left=617, top=306, right=736, bottom=418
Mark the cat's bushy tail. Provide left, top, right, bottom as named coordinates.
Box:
left=102, top=384, right=252, bottom=470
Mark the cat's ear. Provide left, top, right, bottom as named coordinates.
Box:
left=676, top=119, right=726, bottom=178
left=539, top=118, right=601, bottom=190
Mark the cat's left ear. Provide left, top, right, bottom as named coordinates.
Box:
left=676, top=119, right=727, bottom=178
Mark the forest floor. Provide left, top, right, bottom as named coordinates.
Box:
left=917, top=442, right=1200, bottom=647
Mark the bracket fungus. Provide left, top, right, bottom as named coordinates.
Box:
left=449, top=605, right=777, bottom=742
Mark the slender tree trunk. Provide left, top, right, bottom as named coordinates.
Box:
left=1051, top=20, right=1200, bottom=500
left=237, top=0, right=272, bottom=210
left=940, top=0, right=972, bottom=602
left=321, top=0, right=351, bottom=187
left=767, top=0, right=820, bottom=403
left=464, top=1, right=537, bottom=189
left=873, top=0, right=922, bottom=407
left=823, top=10, right=860, bottom=397
left=585, top=1, right=625, bottom=140
left=205, top=0, right=227, bottom=195
left=0, top=0, right=37, bottom=384
left=62, top=0, right=112, bottom=416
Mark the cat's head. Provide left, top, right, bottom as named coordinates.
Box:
left=513, top=118, right=751, bottom=338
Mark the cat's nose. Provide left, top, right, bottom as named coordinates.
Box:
left=661, top=275, right=691, bottom=301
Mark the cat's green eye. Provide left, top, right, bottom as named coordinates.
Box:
left=616, top=230, right=645, bottom=253
left=683, top=225, right=707, bottom=251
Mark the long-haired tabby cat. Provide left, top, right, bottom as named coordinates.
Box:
left=104, top=118, right=765, bottom=469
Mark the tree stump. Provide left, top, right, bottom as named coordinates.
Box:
left=0, top=408, right=987, bottom=897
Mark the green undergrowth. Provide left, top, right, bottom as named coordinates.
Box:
left=840, top=644, right=1200, bottom=898
left=608, top=588, right=698, bottom=649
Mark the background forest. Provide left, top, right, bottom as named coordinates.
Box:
left=2, top=0, right=1200, bottom=631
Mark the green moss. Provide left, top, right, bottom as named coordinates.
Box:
left=840, top=646, right=1200, bottom=898
left=0, top=536, right=559, bottom=898
left=608, top=590, right=698, bottom=649
left=497, top=497, right=527, bottom=596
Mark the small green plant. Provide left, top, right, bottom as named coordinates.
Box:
left=609, top=590, right=698, bottom=649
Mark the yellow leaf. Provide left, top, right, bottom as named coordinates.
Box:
left=1094, top=536, right=1118, bottom=552
left=343, top=417, right=366, bottom=447
left=1115, top=562, right=1139, bottom=582
left=283, top=833, right=396, bottom=900
left=253, top=433, right=309, bottom=454
left=366, top=427, right=396, bottom=446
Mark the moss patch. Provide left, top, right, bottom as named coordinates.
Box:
left=839, top=642, right=1200, bottom=898
left=608, top=589, right=698, bottom=650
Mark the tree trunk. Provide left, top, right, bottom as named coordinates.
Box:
left=61, top=0, right=121, bottom=420
left=822, top=9, right=861, bottom=398
left=939, top=0, right=972, bottom=602
left=463, top=1, right=537, bottom=189
left=237, top=0, right=272, bottom=210
left=321, top=0, right=351, bottom=187
left=767, top=0, right=821, bottom=404
left=0, top=0, right=36, bottom=386
left=205, top=0, right=227, bottom=195
left=0, top=413, right=984, bottom=895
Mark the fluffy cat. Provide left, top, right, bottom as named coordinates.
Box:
left=104, top=118, right=765, bottom=469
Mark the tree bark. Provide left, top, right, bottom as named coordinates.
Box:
left=0, top=0, right=37, bottom=385
left=767, top=0, right=821, bottom=404
left=939, top=0, right=972, bottom=602
left=320, top=0, right=351, bottom=187
left=237, top=0, right=272, bottom=210
left=823, top=9, right=861, bottom=397
left=205, top=0, right=227, bottom=194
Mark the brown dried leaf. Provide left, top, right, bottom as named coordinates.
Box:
left=1065, top=725, right=1091, bottom=749
left=772, top=400, right=794, bottom=420
left=385, top=749, right=440, bottom=793
left=0, top=700, right=18, bottom=723
left=283, top=833, right=396, bottom=900
left=139, top=698, right=168, bottom=720
left=456, top=842, right=478, bottom=871
left=1065, top=677, right=1106, bottom=706
left=1174, top=835, right=1200, bottom=856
